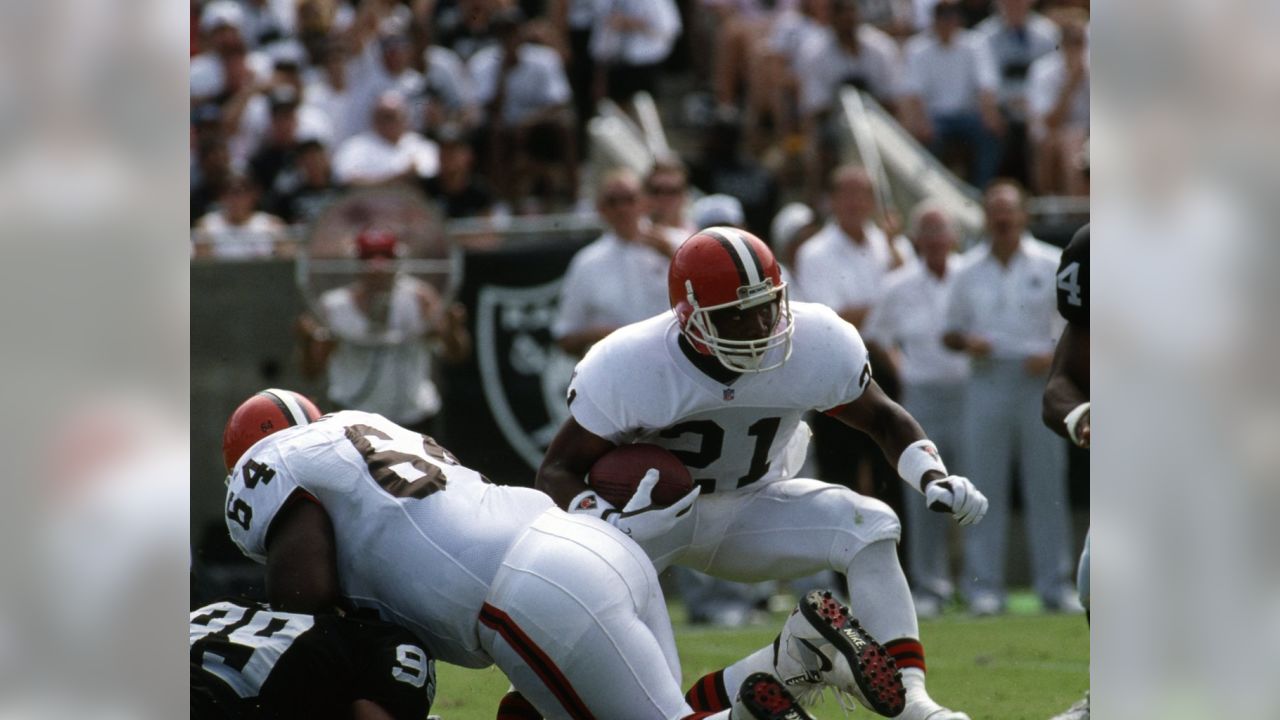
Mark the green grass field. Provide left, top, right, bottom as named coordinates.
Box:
left=431, top=596, right=1089, bottom=720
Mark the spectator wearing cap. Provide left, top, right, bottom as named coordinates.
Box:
left=975, top=0, right=1060, bottom=185
left=646, top=157, right=695, bottom=238
left=589, top=0, right=682, bottom=119
left=269, top=138, right=343, bottom=225
left=333, top=91, right=440, bottom=185
left=690, top=109, right=779, bottom=241
left=221, top=45, right=334, bottom=167
left=795, top=0, right=903, bottom=194
left=193, top=173, right=291, bottom=259
left=861, top=200, right=971, bottom=618
left=470, top=9, right=578, bottom=213
left=419, top=126, right=496, bottom=219
left=1027, top=12, right=1088, bottom=196
left=900, top=0, right=1004, bottom=189
left=552, top=169, right=676, bottom=357
left=298, top=229, right=471, bottom=436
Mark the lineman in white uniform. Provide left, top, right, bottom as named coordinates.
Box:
left=539, top=227, right=988, bottom=720
left=219, top=389, right=901, bottom=720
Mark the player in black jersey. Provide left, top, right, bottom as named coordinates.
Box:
left=1043, top=223, right=1090, bottom=720
left=191, top=598, right=435, bottom=720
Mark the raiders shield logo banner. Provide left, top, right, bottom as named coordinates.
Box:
left=474, top=281, right=577, bottom=470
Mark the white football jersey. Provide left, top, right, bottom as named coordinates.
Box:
left=568, top=302, right=872, bottom=494
left=225, top=410, right=554, bottom=668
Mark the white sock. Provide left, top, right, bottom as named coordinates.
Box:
left=721, top=643, right=778, bottom=701
left=902, top=667, right=938, bottom=706
left=845, top=539, right=920, bottom=641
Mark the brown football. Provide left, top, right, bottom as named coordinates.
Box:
left=587, top=443, right=695, bottom=508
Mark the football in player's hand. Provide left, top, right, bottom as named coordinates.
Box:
left=588, top=444, right=694, bottom=508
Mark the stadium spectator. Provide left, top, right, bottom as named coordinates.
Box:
left=297, top=229, right=470, bottom=436
left=796, top=0, right=903, bottom=196
left=437, top=0, right=501, bottom=62
left=553, top=0, right=603, bottom=149
left=691, top=108, right=780, bottom=241
left=862, top=201, right=971, bottom=618
left=552, top=169, right=676, bottom=357
left=190, top=1, right=272, bottom=104
left=420, top=43, right=481, bottom=135
left=768, top=201, right=821, bottom=274
left=646, top=156, right=696, bottom=237
left=191, top=136, right=233, bottom=226
left=900, top=0, right=1003, bottom=189
left=304, top=37, right=369, bottom=144
left=420, top=125, right=496, bottom=219
left=942, top=180, right=1078, bottom=616
left=794, top=164, right=911, bottom=499
left=470, top=9, right=578, bottom=213
left=589, top=0, right=682, bottom=119
left=332, top=91, right=440, bottom=185
left=794, top=164, right=912, bottom=328
left=268, top=138, right=343, bottom=225
left=247, top=87, right=307, bottom=194
left=796, top=0, right=902, bottom=124
left=1028, top=13, right=1088, bottom=196
left=975, top=0, right=1061, bottom=186
left=192, top=173, right=291, bottom=259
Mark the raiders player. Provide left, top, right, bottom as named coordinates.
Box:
left=538, top=228, right=988, bottom=720
left=219, top=389, right=904, bottom=719
left=1042, top=224, right=1090, bottom=720
left=191, top=598, right=434, bottom=719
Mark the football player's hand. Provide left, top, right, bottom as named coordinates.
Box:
left=611, top=469, right=700, bottom=542
left=925, top=475, right=988, bottom=526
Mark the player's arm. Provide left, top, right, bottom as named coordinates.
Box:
left=1042, top=322, right=1090, bottom=446
left=536, top=417, right=616, bottom=509
left=265, top=495, right=342, bottom=614
left=833, top=380, right=989, bottom=525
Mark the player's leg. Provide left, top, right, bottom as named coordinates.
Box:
left=481, top=512, right=696, bottom=719
left=960, top=366, right=1017, bottom=614
left=684, top=481, right=967, bottom=719
left=1015, top=372, right=1077, bottom=610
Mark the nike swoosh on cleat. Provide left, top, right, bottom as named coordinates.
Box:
left=796, top=638, right=834, bottom=672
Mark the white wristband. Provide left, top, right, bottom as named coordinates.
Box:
left=897, top=439, right=948, bottom=494
left=1064, top=402, right=1090, bottom=446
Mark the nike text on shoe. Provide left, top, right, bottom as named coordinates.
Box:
left=775, top=589, right=907, bottom=717
left=736, top=673, right=817, bottom=720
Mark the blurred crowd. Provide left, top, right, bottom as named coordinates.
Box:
left=190, top=0, right=1089, bottom=259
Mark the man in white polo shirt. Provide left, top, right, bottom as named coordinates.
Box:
left=590, top=0, right=682, bottom=116
left=942, top=180, right=1079, bottom=616
left=553, top=169, right=679, bottom=357
left=899, top=0, right=1004, bottom=189
left=794, top=164, right=913, bottom=329
left=332, top=91, right=439, bottom=185
left=863, top=201, right=971, bottom=618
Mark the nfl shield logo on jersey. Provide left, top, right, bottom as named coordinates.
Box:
left=723, top=388, right=735, bottom=401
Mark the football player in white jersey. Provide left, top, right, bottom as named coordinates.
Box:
left=219, top=388, right=906, bottom=720
left=538, top=228, right=990, bottom=720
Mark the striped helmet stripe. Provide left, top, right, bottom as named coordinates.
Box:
left=703, top=227, right=764, bottom=286
left=260, top=388, right=313, bottom=427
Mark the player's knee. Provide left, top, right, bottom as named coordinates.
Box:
left=819, top=488, right=901, bottom=569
